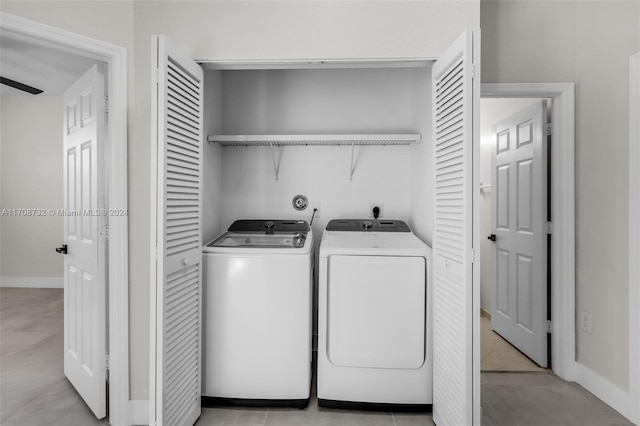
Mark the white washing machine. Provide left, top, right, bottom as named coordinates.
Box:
left=318, top=219, right=432, bottom=410
left=202, top=220, right=313, bottom=408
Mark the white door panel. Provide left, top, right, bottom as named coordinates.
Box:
left=432, top=29, right=480, bottom=426
left=491, top=100, right=548, bottom=367
left=152, top=34, right=204, bottom=426
left=63, top=63, right=107, bottom=419
left=328, top=255, right=425, bottom=369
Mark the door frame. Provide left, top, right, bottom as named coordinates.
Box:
left=629, top=52, right=640, bottom=425
left=480, top=83, right=576, bottom=381
left=0, top=12, right=130, bottom=426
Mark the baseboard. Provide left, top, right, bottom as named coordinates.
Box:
left=128, top=400, right=149, bottom=426
left=480, top=308, right=491, bottom=319
left=0, top=276, right=63, bottom=288
left=575, top=362, right=636, bottom=424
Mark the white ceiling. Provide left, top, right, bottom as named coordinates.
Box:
left=0, top=32, right=98, bottom=96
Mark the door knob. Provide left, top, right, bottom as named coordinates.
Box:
left=55, top=244, right=68, bottom=254
left=487, top=234, right=496, bottom=242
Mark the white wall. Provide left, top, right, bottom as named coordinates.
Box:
left=208, top=67, right=431, bottom=244
left=482, top=0, right=639, bottom=396
left=203, top=71, right=223, bottom=244
left=0, top=96, right=64, bottom=281
left=479, top=98, right=548, bottom=313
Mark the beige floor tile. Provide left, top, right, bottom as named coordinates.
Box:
left=480, top=317, right=544, bottom=372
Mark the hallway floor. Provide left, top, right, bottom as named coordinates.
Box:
left=0, top=288, right=633, bottom=426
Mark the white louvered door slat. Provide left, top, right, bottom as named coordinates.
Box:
left=432, top=29, right=480, bottom=426
left=152, top=35, right=203, bottom=426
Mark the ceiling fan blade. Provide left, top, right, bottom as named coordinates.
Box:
left=0, top=76, right=43, bottom=95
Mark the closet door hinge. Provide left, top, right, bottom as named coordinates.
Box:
left=471, top=248, right=476, bottom=264
left=545, top=221, right=553, bottom=235
left=471, top=64, right=476, bottom=79
left=546, top=123, right=552, bottom=136
left=105, top=354, right=110, bottom=370
left=545, top=320, right=553, bottom=334
left=100, top=225, right=109, bottom=242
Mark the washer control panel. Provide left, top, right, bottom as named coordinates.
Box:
left=325, top=219, right=411, bottom=232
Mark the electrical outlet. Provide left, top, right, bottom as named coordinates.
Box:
left=369, top=203, right=384, bottom=219
left=580, top=311, right=592, bottom=334
left=311, top=202, right=321, bottom=219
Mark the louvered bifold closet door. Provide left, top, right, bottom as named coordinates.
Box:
left=152, top=35, right=204, bottom=426
left=431, top=30, right=479, bottom=426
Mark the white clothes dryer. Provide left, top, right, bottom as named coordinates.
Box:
left=202, top=220, right=313, bottom=408
left=317, top=219, right=432, bottom=411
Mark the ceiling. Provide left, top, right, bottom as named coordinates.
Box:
left=0, top=32, right=98, bottom=96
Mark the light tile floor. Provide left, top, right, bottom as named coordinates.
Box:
left=0, top=288, right=633, bottom=426
left=481, top=316, right=545, bottom=372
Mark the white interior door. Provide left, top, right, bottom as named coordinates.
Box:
left=490, top=101, right=548, bottom=367
left=151, top=34, right=204, bottom=426
left=62, top=63, right=107, bottom=419
left=432, top=29, right=480, bottom=426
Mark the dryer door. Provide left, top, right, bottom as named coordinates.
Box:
left=327, top=255, right=426, bottom=369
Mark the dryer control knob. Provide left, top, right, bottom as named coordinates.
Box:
left=363, top=220, right=373, bottom=230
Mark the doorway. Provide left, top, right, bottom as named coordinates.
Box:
left=479, top=83, right=576, bottom=381
left=0, top=12, right=129, bottom=425
left=479, top=97, right=550, bottom=371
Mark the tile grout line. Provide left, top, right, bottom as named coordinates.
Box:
left=391, top=412, right=397, bottom=426
left=262, top=407, right=269, bottom=425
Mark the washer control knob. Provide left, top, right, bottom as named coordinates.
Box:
left=265, top=221, right=275, bottom=234
left=293, top=233, right=305, bottom=248
left=363, top=220, right=373, bottom=230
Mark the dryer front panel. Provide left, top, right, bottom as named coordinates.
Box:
left=327, top=255, right=426, bottom=369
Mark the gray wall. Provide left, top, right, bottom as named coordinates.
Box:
left=131, top=1, right=479, bottom=400
left=0, top=96, right=64, bottom=279
left=482, top=0, right=640, bottom=392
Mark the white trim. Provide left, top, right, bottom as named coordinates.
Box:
left=481, top=83, right=576, bottom=382
left=0, top=277, right=63, bottom=288
left=149, top=34, right=160, bottom=426
left=128, top=400, right=150, bottom=426
left=629, top=52, right=640, bottom=426
left=575, top=362, right=633, bottom=422
left=0, top=12, right=130, bottom=426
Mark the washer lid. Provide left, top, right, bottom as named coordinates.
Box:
left=320, top=229, right=431, bottom=258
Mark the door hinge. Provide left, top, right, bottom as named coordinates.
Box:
left=545, top=320, right=553, bottom=334
left=545, top=221, right=553, bottom=235
left=471, top=64, right=476, bottom=79
left=100, top=224, right=109, bottom=242
left=104, top=95, right=109, bottom=114
left=471, top=248, right=476, bottom=264
left=105, top=354, right=110, bottom=370
left=546, top=123, right=552, bottom=136
left=154, top=68, right=160, bottom=84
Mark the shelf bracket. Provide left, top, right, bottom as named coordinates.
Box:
left=270, top=142, right=281, bottom=181
left=350, top=142, right=356, bottom=181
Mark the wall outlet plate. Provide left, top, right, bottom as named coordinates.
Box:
left=580, top=311, right=592, bottom=334
left=369, top=203, right=384, bottom=219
